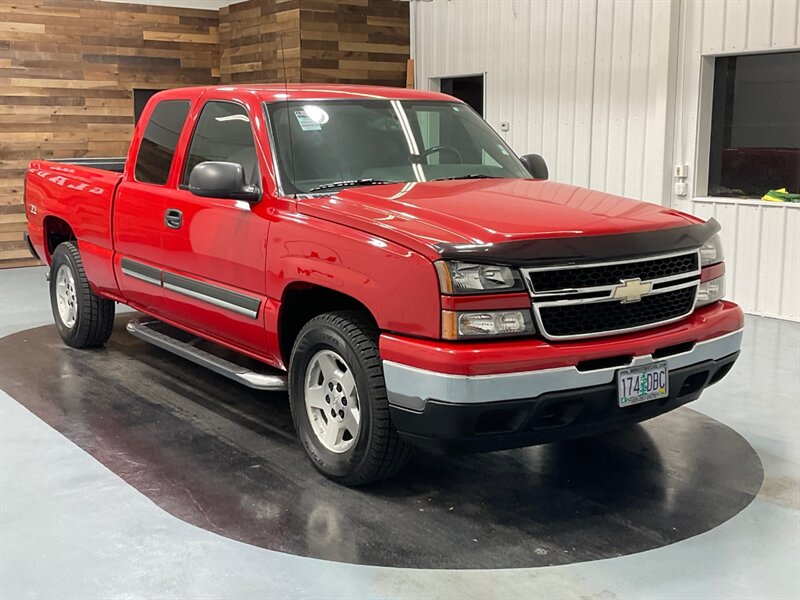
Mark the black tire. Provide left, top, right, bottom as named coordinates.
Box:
left=288, top=310, right=411, bottom=486
left=49, top=242, right=115, bottom=348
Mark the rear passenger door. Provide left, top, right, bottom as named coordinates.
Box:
left=114, top=99, right=191, bottom=313
left=158, top=99, right=271, bottom=355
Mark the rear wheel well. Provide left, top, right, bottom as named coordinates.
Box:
left=43, top=216, right=76, bottom=261
left=278, top=284, right=378, bottom=366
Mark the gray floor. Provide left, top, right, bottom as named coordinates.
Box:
left=1, top=266, right=798, bottom=599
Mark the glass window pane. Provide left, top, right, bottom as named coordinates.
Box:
left=267, top=100, right=413, bottom=193
left=134, top=100, right=190, bottom=185
left=183, top=102, right=259, bottom=186
left=403, top=103, right=526, bottom=177
left=417, top=110, right=441, bottom=163
left=708, top=51, right=800, bottom=198
left=266, top=100, right=529, bottom=195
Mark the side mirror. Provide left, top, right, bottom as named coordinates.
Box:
left=188, top=161, right=261, bottom=202
left=519, top=154, right=549, bottom=180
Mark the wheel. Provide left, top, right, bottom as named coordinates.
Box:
left=49, top=241, right=115, bottom=348
left=288, top=310, right=410, bottom=486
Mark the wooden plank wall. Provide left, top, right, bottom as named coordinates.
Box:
left=299, top=0, right=409, bottom=87
left=1, top=0, right=408, bottom=269
left=0, top=0, right=220, bottom=267
left=220, top=0, right=301, bottom=83
left=219, top=0, right=409, bottom=87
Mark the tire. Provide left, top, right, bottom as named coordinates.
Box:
left=49, top=241, right=115, bottom=348
left=288, top=310, right=410, bottom=486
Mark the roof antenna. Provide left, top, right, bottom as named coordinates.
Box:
left=279, top=33, right=297, bottom=199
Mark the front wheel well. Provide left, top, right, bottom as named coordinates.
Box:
left=42, top=216, right=76, bottom=261
left=278, top=284, right=378, bottom=366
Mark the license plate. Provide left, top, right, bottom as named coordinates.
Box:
left=617, top=361, right=669, bottom=407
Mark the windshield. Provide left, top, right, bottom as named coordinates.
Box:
left=265, top=100, right=530, bottom=195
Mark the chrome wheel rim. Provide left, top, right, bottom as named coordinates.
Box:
left=304, top=349, right=361, bottom=453
left=55, top=264, right=78, bottom=329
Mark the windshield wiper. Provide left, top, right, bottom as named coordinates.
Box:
left=431, top=174, right=499, bottom=181
left=308, top=179, right=399, bottom=192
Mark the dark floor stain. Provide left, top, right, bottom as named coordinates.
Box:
left=0, top=316, right=764, bottom=569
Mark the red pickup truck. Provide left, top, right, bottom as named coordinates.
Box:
left=24, top=85, right=743, bottom=485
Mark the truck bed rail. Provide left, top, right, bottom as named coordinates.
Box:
left=50, top=157, right=126, bottom=173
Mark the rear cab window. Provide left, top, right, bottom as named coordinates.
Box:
left=134, top=100, right=191, bottom=185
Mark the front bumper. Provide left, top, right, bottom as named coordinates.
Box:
left=383, top=310, right=744, bottom=453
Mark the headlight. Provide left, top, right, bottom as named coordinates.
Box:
left=442, top=310, right=535, bottom=340
left=697, top=276, right=725, bottom=307
left=697, top=235, right=726, bottom=307
left=700, top=234, right=724, bottom=266
left=435, top=261, right=524, bottom=294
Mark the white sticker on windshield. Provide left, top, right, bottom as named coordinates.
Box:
left=294, top=110, right=322, bottom=131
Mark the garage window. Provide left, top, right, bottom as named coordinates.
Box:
left=707, top=51, right=800, bottom=198
left=133, top=89, right=164, bottom=124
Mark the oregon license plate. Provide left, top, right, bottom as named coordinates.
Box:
left=617, top=361, right=669, bottom=407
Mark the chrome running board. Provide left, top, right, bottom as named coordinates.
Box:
left=126, top=317, right=287, bottom=391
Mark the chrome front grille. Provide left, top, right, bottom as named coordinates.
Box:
left=528, top=252, right=699, bottom=293
left=523, top=250, right=701, bottom=341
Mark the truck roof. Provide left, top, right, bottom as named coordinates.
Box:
left=158, top=84, right=455, bottom=103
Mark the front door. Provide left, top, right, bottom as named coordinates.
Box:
left=158, top=99, right=271, bottom=355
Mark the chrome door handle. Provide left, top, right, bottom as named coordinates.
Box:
left=164, top=208, right=183, bottom=229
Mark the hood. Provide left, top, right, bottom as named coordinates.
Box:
left=298, top=179, right=701, bottom=261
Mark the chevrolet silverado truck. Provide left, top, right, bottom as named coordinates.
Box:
left=24, top=85, right=743, bottom=485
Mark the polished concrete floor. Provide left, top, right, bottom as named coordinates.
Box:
left=1, top=266, right=799, bottom=598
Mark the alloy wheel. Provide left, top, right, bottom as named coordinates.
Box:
left=304, top=349, right=361, bottom=453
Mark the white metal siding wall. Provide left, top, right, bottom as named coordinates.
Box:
left=413, top=0, right=800, bottom=320
left=672, top=0, right=800, bottom=200
left=590, top=0, right=679, bottom=203
left=674, top=199, right=800, bottom=320
left=412, top=0, right=678, bottom=202
left=672, top=0, right=800, bottom=320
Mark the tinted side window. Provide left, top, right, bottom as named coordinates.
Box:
left=134, top=100, right=190, bottom=185
left=183, top=101, right=259, bottom=186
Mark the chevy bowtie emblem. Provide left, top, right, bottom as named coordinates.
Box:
left=612, top=278, right=653, bottom=303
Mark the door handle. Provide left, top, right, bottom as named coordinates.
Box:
left=164, top=208, right=183, bottom=229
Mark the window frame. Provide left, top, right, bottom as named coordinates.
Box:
left=179, top=99, right=260, bottom=190
left=697, top=49, right=800, bottom=202
left=133, top=99, right=192, bottom=187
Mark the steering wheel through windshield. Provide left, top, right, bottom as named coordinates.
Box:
left=420, top=145, right=463, bottom=164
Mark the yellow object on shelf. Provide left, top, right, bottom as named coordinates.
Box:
left=762, top=188, right=800, bottom=203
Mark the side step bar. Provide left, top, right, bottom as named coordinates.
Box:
left=126, top=317, right=287, bottom=391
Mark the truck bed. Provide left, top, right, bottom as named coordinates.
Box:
left=25, top=158, right=125, bottom=294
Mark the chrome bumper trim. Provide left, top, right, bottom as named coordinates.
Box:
left=383, top=329, right=743, bottom=412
